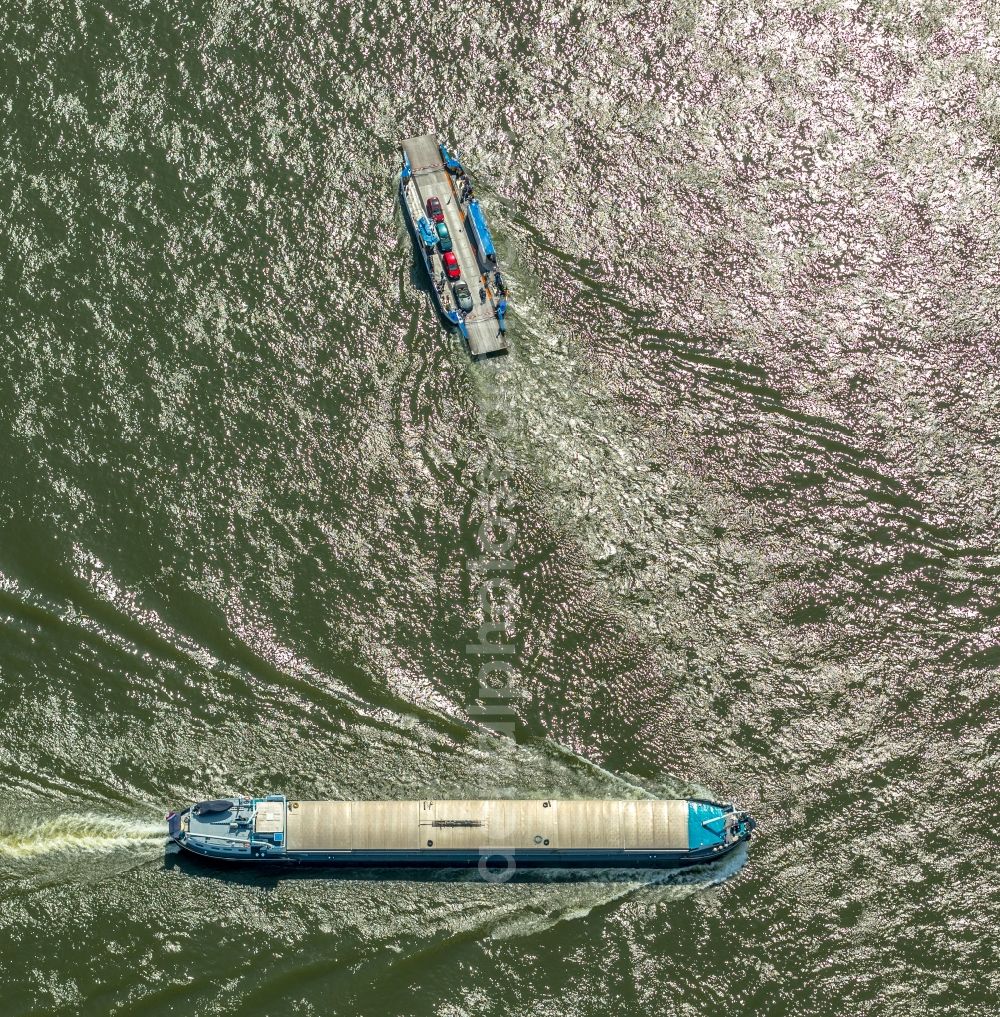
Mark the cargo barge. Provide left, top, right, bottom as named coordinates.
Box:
left=400, top=134, right=509, bottom=359
left=168, top=796, right=755, bottom=869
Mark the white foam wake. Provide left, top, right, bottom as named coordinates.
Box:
left=0, top=814, right=165, bottom=860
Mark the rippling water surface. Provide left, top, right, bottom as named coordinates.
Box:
left=2, top=1, right=998, bottom=1014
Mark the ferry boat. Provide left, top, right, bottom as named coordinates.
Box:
left=399, top=134, right=509, bottom=359
left=167, top=796, right=755, bottom=869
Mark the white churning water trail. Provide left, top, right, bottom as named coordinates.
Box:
left=470, top=289, right=752, bottom=646
left=467, top=279, right=790, bottom=741
left=0, top=814, right=165, bottom=862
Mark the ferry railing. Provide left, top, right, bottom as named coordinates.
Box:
left=186, top=831, right=252, bottom=845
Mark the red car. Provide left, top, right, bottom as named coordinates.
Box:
left=441, top=250, right=460, bottom=281
left=426, top=196, right=444, bottom=223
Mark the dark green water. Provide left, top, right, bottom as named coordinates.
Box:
left=2, top=1, right=998, bottom=1013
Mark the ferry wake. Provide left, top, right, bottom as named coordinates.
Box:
left=400, top=134, right=510, bottom=359
left=167, top=796, right=755, bottom=868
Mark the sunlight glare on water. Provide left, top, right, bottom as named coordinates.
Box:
left=0, top=0, right=997, bottom=1014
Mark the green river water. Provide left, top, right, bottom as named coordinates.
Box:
left=1, top=1, right=998, bottom=1014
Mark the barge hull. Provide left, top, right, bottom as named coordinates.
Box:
left=169, top=796, right=755, bottom=869
left=176, top=844, right=738, bottom=869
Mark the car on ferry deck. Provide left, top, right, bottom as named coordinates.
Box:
left=435, top=221, right=453, bottom=252
left=426, top=196, right=444, bottom=223
left=452, top=280, right=473, bottom=312
left=442, top=250, right=460, bottom=281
